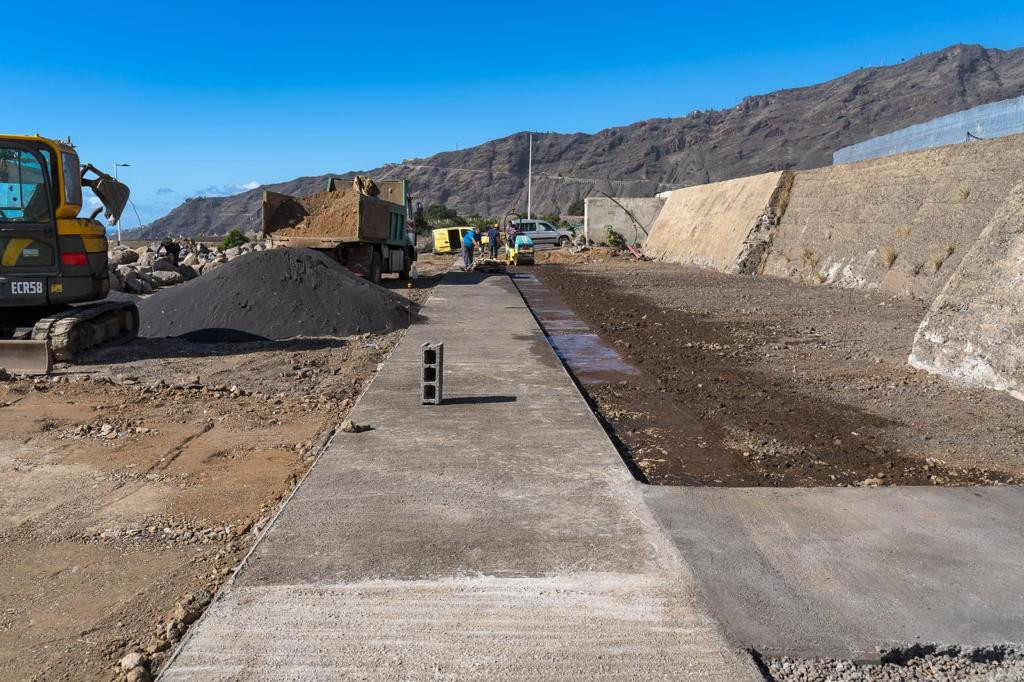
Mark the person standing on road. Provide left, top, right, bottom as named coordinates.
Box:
left=487, top=223, right=500, bottom=259
left=462, top=226, right=480, bottom=269
left=505, top=221, right=518, bottom=251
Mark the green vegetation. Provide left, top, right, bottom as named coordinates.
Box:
left=567, top=198, right=585, bottom=215
left=219, top=229, right=249, bottom=250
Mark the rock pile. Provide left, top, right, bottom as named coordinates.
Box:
left=765, top=645, right=1024, bottom=681
left=107, top=239, right=271, bottom=294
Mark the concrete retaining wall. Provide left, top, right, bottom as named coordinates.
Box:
left=583, top=197, right=664, bottom=245
left=644, top=172, right=788, bottom=272
left=763, top=133, right=1024, bottom=299
left=909, top=181, right=1024, bottom=400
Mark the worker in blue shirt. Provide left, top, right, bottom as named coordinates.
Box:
left=487, top=223, right=501, bottom=259
left=462, top=226, right=481, bottom=269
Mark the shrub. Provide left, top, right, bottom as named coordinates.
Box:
left=220, top=229, right=249, bottom=250
left=880, top=247, right=897, bottom=268
left=603, top=226, right=626, bottom=249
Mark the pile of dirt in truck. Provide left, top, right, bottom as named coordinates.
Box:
left=138, top=248, right=414, bottom=341
left=264, top=189, right=362, bottom=239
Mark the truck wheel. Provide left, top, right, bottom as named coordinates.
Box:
left=558, top=236, right=570, bottom=247
left=369, top=251, right=383, bottom=285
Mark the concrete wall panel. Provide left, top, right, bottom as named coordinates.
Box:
left=583, top=197, right=665, bottom=246
left=644, top=172, right=786, bottom=272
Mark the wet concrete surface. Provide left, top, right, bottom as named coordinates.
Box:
left=512, top=272, right=638, bottom=385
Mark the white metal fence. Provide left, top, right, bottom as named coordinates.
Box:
left=833, top=95, right=1024, bottom=164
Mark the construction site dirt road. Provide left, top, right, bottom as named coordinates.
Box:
left=533, top=260, right=1024, bottom=487
left=0, top=258, right=447, bottom=681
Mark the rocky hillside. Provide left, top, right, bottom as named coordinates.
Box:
left=140, top=43, right=1024, bottom=238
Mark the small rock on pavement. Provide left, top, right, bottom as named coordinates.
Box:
left=340, top=419, right=368, bottom=433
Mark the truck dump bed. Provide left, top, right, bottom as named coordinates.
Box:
left=262, top=188, right=400, bottom=248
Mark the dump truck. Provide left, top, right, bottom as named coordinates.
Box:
left=262, top=177, right=416, bottom=283
left=1, top=134, right=138, bottom=375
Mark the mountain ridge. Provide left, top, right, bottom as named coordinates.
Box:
left=137, top=43, right=1024, bottom=238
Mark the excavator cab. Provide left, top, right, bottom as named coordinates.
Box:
left=0, top=134, right=138, bottom=373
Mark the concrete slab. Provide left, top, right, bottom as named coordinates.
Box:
left=645, top=485, right=1024, bottom=660
left=162, top=272, right=757, bottom=680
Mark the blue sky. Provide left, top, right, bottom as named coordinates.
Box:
left=8, top=1, right=1024, bottom=228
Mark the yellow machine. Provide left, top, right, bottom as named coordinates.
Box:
left=432, top=226, right=471, bottom=254
left=505, top=235, right=534, bottom=266
left=432, top=226, right=493, bottom=254
left=1, top=134, right=138, bottom=374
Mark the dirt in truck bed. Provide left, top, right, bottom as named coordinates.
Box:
left=266, top=189, right=361, bottom=239
left=0, top=257, right=448, bottom=681
left=534, top=261, right=1024, bottom=487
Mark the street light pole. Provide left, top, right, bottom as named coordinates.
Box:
left=527, top=133, right=532, bottom=220
left=113, top=163, right=130, bottom=244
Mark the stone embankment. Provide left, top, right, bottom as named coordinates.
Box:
left=645, top=133, right=1024, bottom=400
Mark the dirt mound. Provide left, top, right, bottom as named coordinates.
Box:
left=138, top=248, right=412, bottom=340
left=269, top=189, right=361, bottom=239
left=536, top=247, right=619, bottom=265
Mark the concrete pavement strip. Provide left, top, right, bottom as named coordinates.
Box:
left=161, top=271, right=759, bottom=680
left=644, top=485, right=1024, bottom=661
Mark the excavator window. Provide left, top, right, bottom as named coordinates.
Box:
left=0, top=147, right=50, bottom=223
left=61, top=151, right=82, bottom=206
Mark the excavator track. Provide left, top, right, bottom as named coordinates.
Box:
left=31, top=300, right=140, bottom=362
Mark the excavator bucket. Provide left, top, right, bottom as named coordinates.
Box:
left=81, top=164, right=130, bottom=225
left=0, top=339, right=52, bottom=375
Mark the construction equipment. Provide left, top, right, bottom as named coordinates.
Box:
left=506, top=234, right=535, bottom=267
left=262, top=176, right=417, bottom=283
left=1, top=134, right=139, bottom=374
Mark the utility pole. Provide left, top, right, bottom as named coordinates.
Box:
left=527, top=133, right=533, bottom=220
left=113, top=163, right=131, bottom=244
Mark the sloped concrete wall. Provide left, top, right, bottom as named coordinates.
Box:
left=584, top=197, right=665, bottom=245
left=909, top=182, right=1024, bottom=400
left=763, top=134, right=1024, bottom=298
left=645, top=172, right=786, bottom=271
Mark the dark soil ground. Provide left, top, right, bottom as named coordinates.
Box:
left=532, top=261, right=1024, bottom=487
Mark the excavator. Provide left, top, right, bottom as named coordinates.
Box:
left=0, top=134, right=139, bottom=374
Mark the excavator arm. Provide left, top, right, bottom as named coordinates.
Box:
left=80, top=163, right=130, bottom=224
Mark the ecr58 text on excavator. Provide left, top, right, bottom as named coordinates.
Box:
left=0, top=134, right=139, bottom=374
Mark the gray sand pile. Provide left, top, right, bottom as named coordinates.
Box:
left=138, top=248, right=411, bottom=340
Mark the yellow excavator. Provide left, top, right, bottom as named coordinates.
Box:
left=0, top=134, right=139, bottom=374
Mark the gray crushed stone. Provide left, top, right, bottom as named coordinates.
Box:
left=765, top=645, right=1024, bottom=681
left=138, top=248, right=412, bottom=341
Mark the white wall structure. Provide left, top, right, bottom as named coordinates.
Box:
left=583, top=197, right=665, bottom=245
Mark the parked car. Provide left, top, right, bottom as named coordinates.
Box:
left=511, top=219, right=573, bottom=247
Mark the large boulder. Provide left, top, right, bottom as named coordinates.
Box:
left=176, top=265, right=198, bottom=281
left=108, top=271, right=123, bottom=291
left=109, top=248, right=139, bottom=265
left=117, top=265, right=139, bottom=281
left=150, top=270, right=185, bottom=287
left=152, top=258, right=176, bottom=272
left=181, top=253, right=198, bottom=267
left=224, top=247, right=242, bottom=259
